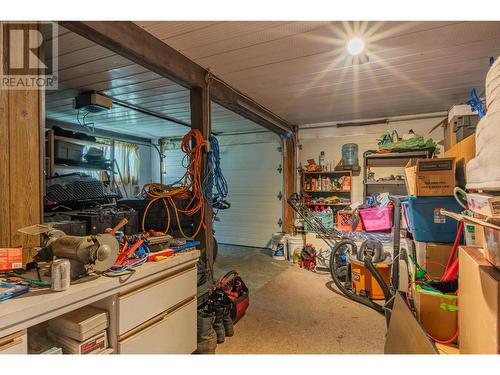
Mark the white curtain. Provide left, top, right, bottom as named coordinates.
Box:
left=114, top=141, right=140, bottom=185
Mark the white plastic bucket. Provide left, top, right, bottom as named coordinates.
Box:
left=271, top=232, right=288, bottom=260
left=287, top=234, right=305, bottom=263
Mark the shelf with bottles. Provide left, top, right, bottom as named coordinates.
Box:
left=302, top=172, right=352, bottom=194
left=304, top=189, right=351, bottom=193
left=305, top=202, right=350, bottom=207
left=303, top=170, right=351, bottom=175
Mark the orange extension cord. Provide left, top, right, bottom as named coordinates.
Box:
left=141, top=129, right=207, bottom=238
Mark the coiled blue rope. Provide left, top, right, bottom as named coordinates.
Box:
left=203, top=135, right=228, bottom=203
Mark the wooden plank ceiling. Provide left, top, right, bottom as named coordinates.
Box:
left=135, top=21, right=500, bottom=125
left=45, top=26, right=265, bottom=139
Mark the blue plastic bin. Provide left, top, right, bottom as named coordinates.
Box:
left=406, top=196, right=462, bottom=243
left=401, top=200, right=412, bottom=234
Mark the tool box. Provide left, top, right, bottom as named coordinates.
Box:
left=47, top=220, right=88, bottom=236
left=71, top=207, right=138, bottom=235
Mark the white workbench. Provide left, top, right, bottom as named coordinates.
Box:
left=0, top=250, right=200, bottom=354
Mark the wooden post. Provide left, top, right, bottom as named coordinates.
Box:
left=0, top=22, right=43, bottom=258
left=283, top=135, right=297, bottom=233
left=190, top=84, right=214, bottom=281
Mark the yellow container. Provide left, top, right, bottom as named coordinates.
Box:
left=350, top=258, right=391, bottom=300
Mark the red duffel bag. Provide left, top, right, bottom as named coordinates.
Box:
left=216, top=270, right=249, bottom=323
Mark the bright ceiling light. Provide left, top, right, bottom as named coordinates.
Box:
left=346, top=37, right=365, bottom=56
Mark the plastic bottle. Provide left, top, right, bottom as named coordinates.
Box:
left=319, top=151, right=325, bottom=171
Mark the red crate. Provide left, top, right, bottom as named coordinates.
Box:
left=336, top=211, right=363, bottom=231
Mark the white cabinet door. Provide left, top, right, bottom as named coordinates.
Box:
left=0, top=331, right=27, bottom=354
left=118, top=267, right=197, bottom=335
left=118, top=298, right=196, bottom=354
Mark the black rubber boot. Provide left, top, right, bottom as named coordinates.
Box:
left=194, top=309, right=217, bottom=354
left=213, top=305, right=226, bottom=344
left=222, top=303, right=234, bottom=337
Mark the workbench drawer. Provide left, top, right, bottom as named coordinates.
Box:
left=118, top=266, right=196, bottom=335
left=118, top=297, right=196, bottom=354
left=0, top=330, right=27, bottom=354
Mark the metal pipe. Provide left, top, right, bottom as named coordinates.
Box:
left=300, top=111, right=448, bottom=130
left=104, top=94, right=191, bottom=128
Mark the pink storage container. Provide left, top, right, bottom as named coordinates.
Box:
left=359, top=206, right=393, bottom=232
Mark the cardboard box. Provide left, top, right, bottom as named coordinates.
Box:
left=405, top=158, right=456, bottom=196
left=48, top=306, right=109, bottom=341
left=466, top=192, right=500, bottom=218
left=47, top=329, right=108, bottom=355
left=414, top=242, right=454, bottom=279
left=413, top=284, right=458, bottom=343
left=444, top=104, right=474, bottom=151
left=444, top=121, right=456, bottom=152
left=435, top=342, right=460, bottom=355
left=0, top=248, right=23, bottom=271
left=459, top=247, right=500, bottom=354
left=444, top=134, right=475, bottom=187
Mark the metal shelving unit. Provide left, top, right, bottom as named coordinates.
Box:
left=45, top=129, right=114, bottom=179
left=362, top=148, right=435, bottom=201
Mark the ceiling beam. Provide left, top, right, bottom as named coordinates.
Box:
left=58, top=21, right=295, bottom=136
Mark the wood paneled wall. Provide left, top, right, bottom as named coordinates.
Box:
left=0, top=22, right=43, bottom=253
left=283, top=136, right=297, bottom=233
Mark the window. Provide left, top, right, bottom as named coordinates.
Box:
left=114, top=141, right=140, bottom=185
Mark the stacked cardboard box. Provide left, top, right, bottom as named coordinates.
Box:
left=47, top=306, right=111, bottom=354
left=459, top=247, right=500, bottom=353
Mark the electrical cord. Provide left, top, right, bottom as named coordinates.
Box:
left=141, top=129, right=207, bottom=238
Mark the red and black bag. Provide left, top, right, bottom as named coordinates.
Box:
left=216, top=270, right=249, bottom=323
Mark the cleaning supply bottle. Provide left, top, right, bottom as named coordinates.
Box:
left=319, top=151, right=325, bottom=171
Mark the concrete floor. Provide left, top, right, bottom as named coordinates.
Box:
left=213, top=244, right=387, bottom=354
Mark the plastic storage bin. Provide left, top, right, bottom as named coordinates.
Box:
left=305, top=210, right=334, bottom=232
left=359, top=206, right=393, bottom=232
left=337, top=211, right=363, bottom=231
left=55, top=140, right=85, bottom=162
left=401, top=200, right=412, bottom=233
left=406, top=196, right=462, bottom=243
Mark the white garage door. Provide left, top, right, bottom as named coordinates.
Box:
left=163, top=137, right=283, bottom=248
left=214, top=140, right=283, bottom=248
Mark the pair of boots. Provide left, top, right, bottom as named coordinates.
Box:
left=194, top=298, right=234, bottom=354
left=212, top=302, right=234, bottom=343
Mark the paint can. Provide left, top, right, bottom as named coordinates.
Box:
left=51, top=258, right=70, bottom=292
left=271, top=232, right=288, bottom=260
left=287, top=234, right=305, bottom=263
